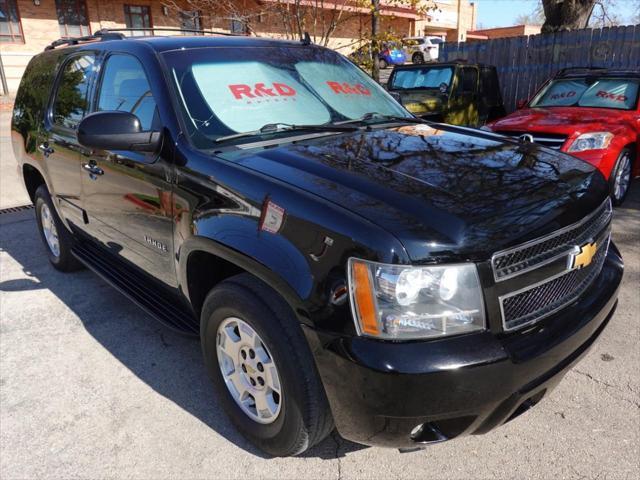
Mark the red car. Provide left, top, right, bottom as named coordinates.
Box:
left=489, top=68, right=639, bottom=205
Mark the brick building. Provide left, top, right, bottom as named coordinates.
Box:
left=468, top=24, right=541, bottom=41
left=0, top=0, right=477, bottom=94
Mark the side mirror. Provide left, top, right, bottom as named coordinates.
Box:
left=516, top=98, right=528, bottom=109
left=78, top=111, right=162, bottom=153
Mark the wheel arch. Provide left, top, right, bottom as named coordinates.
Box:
left=22, top=163, right=47, bottom=203
left=622, top=141, right=638, bottom=176
left=179, top=236, right=311, bottom=324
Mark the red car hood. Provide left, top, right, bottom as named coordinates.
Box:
left=490, top=106, right=636, bottom=134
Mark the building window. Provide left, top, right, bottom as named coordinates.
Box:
left=0, top=0, right=24, bottom=43
left=230, top=18, right=247, bottom=34
left=55, top=0, right=90, bottom=38
left=180, top=10, right=201, bottom=34
left=124, top=5, right=152, bottom=36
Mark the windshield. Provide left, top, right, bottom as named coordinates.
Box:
left=164, top=46, right=410, bottom=147
left=389, top=66, right=453, bottom=91
left=530, top=77, right=640, bottom=110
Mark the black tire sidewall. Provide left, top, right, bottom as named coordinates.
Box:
left=201, top=283, right=312, bottom=455
left=412, top=52, right=424, bottom=64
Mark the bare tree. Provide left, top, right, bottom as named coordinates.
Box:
left=163, top=0, right=371, bottom=46
left=632, top=0, right=640, bottom=23
left=371, top=0, right=381, bottom=83
left=541, top=0, right=596, bottom=32
left=514, top=3, right=545, bottom=25
left=161, top=0, right=268, bottom=35
left=588, top=0, right=621, bottom=27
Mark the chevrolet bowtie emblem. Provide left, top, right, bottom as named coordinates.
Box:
left=571, top=241, right=597, bottom=269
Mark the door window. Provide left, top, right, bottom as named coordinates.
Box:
left=52, top=54, right=96, bottom=129
left=480, top=67, right=500, bottom=105
left=97, top=54, right=157, bottom=131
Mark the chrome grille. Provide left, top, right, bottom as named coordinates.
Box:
left=492, top=198, right=612, bottom=281
left=500, top=238, right=609, bottom=330
left=495, top=131, right=567, bottom=150
left=493, top=198, right=612, bottom=331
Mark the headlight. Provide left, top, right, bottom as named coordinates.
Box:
left=348, top=259, right=485, bottom=340
left=567, top=132, right=613, bottom=152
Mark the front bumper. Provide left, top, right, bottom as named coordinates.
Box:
left=304, top=245, right=623, bottom=448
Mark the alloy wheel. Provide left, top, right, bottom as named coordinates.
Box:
left=613, top=152, right=631, bottom=201
left=40, top=203, right=60, bottom=258
left=216, top=317, right=283, bottom=424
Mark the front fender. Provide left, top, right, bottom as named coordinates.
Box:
left=177, top=226, right=312, bottom=326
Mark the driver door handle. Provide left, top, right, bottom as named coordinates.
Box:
left=82, top=163, right=104, bottom=176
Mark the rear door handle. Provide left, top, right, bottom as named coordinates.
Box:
left=38, top=143, right=54, bottom=157
left=82, top=163, right=104, bottom=176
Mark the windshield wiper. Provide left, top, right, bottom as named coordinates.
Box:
left=214, top=122, right=358, bottom=143
left=334, top=112, right=427, bottom=126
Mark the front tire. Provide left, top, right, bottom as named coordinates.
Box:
left=610, top=148, right=633, bottom=206
left=412, top=52, right=424, bottom=64
left=200, top=274, right=334, bottom=456
left=34, top=185, right=82, bottom=272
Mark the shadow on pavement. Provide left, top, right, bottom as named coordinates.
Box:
left=0, top=214, right=365, bottom=460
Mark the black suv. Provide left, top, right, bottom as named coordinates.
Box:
left=12, top=31, right=623, bottom=457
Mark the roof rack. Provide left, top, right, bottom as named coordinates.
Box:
left=557, top=66, right=640, bottom=77
left=557, top=66, right=608, bottom=75
left=44, top=30, right=125, bottom=50
left=96, top=27, right=248, bottom=37
left=44, top=27, right=249, bottom=51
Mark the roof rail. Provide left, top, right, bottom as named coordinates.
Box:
left=95, top=27, right=249, bottom=37
left=557, top=66, right=607, bottom=75
left=44, top=31, right=125, bottom=51
left=557, top=66, right=640, bottom=77
left=43, top=27, right=249, bottom=50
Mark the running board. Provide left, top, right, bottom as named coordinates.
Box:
left=72, top=241, right=199, bottom=336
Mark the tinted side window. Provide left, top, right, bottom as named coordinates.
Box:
left=461, top=67, right=478, bottom=93
left=52, top=54, right=95, bottom=129
left=97, top=54, right=157, bottom=131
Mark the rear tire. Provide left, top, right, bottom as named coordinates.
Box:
left=412, top=52, right=424, bottom=64
left=200, top=273, right=334, bottom=456
left=609, top=147, right=633, bottom=206
left=34, top=185, right=83, bottom=272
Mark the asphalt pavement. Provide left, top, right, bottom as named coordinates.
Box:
left=0, top=111, right=639, bottom=479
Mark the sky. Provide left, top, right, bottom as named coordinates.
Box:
left=475, top=0, right=639, bottom=28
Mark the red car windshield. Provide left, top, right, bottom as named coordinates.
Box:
left=530, top=77, right=640, bottom=111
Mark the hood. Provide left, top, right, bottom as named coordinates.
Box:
left=225, top=124, right=608, bottom=262
left=490, top=106, right=634, bottom=135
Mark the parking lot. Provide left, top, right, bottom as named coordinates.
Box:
left=0, top=106, right=638, bottom=479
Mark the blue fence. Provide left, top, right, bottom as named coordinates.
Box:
left=439, top=24, right=640, bottom=112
